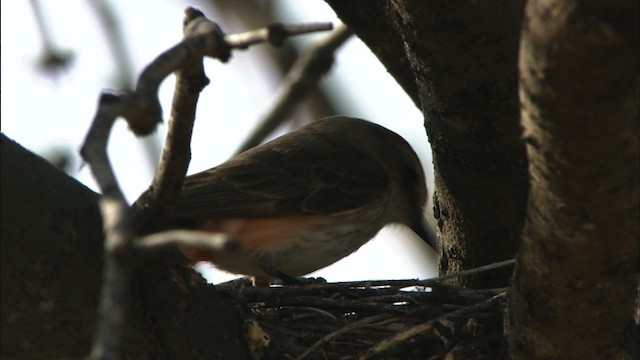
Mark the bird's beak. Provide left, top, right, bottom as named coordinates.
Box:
left=409, top=214, right=437, bottom=250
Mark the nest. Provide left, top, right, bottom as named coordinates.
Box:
left=217, top=279, right=508, bottom=360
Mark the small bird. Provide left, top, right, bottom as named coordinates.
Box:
left=174, top=116, right=432, bottom=285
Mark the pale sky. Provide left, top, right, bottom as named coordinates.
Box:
left=1, top=0, right=436, bottom=283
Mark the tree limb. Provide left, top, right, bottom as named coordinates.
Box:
left=327, top=1, right=529, bottom=288
left=235, top=24, right=352, bottom=153
left=508, top=1, right=639, bottom=358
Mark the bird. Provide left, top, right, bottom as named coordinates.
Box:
left=172, top=116, right=432, bottom=285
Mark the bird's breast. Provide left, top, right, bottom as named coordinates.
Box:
left=184, top=198, right=390, bottom=278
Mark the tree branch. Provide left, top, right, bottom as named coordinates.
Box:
left=81, top=7, right=332, bottom=208
left=508, top=1, right=639, bottom=358
left=225, top=22, right=333, bottom=48
left=29, top=0, right=74, bottom=73
left=89, top=199, right=134, bottom=360
left=210, top=0, right=345, bottom=137
left=325, top=0, right=420, bottom=108
left=235, top=24, right=352, bottom=153
left=79, top=8, right=333, bottom=359
left=359, top=292, right=507, bottom=359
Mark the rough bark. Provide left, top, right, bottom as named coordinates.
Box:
left=1, top=135, right=103, bottom=358
left=327, top=1, right=529, bottom=288
left=324, top=0, right=420, bottom=109
left=0, top=134, right=249, bottom=359
left=5, top=2, right=638, bottom=358
left=508, top=1, right=639, bottom=358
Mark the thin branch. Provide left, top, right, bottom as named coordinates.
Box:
left=139, top=9, right=333, bottom=217
left=86, top=0, right=136, bottom=90
left=90, top=198, right=135, bottom=360
left=358, top=292, right=508, bottom=359
left=79, top=9, right=334, bottom=360
left=235, top=24, right=352, bottom=154
left=142, top=9, right=215, bottom=214
left=87, top=0, right=162, bottom=176
left=81, top=93, right=128, bottom=201
left=29, top=0, right=74, bottom=74
left=217, top=276, right=506, bottom=358
left=80, top=6, right=332, bottom=211
left=225, top=22, right=333, bottom=48
left=428, top=259, right=516, bottom=283
left=210, top=0, right=343, bottom=129
left=135, top=230, right=236, bottom=252
left=227, top=259, right=515, bottom=298
left=295, top=314, right=393, bottom=360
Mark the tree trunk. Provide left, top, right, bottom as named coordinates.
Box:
left=508, top=1, right=639, bottom=358
left=4, top=2, right=638, bottom=358
left=0, top=134, right=249, bottom=359
left=327, top=1, right=529, bottom=288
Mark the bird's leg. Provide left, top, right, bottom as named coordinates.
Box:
left=251, top=275, right=273, bottom=287
left=258, top=265, right=326, bottom=286
left=258, top=265, right=301, bottom=285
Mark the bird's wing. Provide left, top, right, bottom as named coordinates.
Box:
left=174, top=140, right=388, bottom=220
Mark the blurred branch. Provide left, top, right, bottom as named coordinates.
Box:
left=29, top=0, right=75, bottom=74
left=81, top=7, right=332, bottom=204
left=86, top=0, right=135, bottom=90
left=135, top=230, right=235, bottom=252
left=87, top=0, right=162, bottom=175
left=41, top=146, right=75, bottom=173
left=89, top=199, right=134, bottom=360
left=236, top=24, right=352, bottom=153
left=80, top=9, right=333, bottom=359
left=82, top=94, right=129, bottom=201
left=325, top=1, right=421, bottom=108
left=209, top=0, right=345, bottom=148
left=141, top=10, right=332, bottom=214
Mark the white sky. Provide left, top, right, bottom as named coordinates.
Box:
left=1, top=0, right=436, bottom=283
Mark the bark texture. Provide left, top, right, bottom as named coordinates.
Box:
left=328, top=1, right=529, bottom=288
left=1, top=135, right=104, bottom=358
left=508, top=1, right=639, bottom=358
left=4, top=2, right=638, bottom=358
left=324, top=1, right=420, bottom=109
left=0, top=135, right=249, bottom=359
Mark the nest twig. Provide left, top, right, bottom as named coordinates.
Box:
left=217, top=279, right=508, bottom=359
